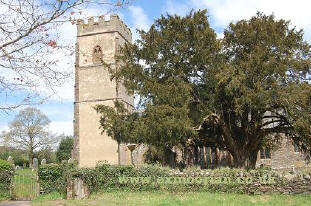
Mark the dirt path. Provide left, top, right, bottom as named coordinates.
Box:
left=0, top=201, right=31, bottom=206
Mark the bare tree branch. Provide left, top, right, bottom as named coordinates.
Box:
left=0, top=0, right=132, bottom=112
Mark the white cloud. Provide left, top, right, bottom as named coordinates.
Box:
left=49, top=121, right=73, bottom=136
left=164, top=0, right=311, bottom=42
left=164, top=0, right=192, bottom=16
left=129, top=6, right=151, bottom=31
left=216, top=33, right=224, bottom=39
left=0, top=124, right=8, bottom=133
left=128, top=6, right=152, bottom=40
left=191, top=0, right=311, bottom=42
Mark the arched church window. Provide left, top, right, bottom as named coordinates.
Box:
left=92, top=45, right=102, bottom=63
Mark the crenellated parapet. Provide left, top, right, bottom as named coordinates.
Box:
left=77, top=14, right=132, bottom=42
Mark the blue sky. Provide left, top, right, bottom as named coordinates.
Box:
left=1, top=0, right=311, bottom=136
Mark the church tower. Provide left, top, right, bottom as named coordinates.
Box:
left=73, top=15, right=133, bottom=167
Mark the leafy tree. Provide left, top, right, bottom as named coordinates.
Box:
left=143, top=145, right=177, bottom=167
left=113, top=10, right=218, bottom=146
left=56, top=136, right=74, bottom=163
left=0, top=146, right=29, bottom=167
left=2, top=107, right=58, bottom=167
left=97, top=10, right=218, bottom=164
left=98, top=10, right=311, bottom=168
left=197, top=12, right=311, bottom=168
left=36, top=146, right=57, bottom=164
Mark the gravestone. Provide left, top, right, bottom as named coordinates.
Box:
left=67, top=178, right=90, bottom=200
left=68, top=158, right=74, bottom=164
left=33, top=158, right=38, bottom=169
left=41, top=159, right=47, bottom=165
left=7, top=156, right=14, bottom=164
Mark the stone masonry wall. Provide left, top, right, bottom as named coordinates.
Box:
left=256, top=137, right=311, bottom=169
left=73, top=14, right=146, bottom=167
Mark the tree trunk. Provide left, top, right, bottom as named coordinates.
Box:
left=249, top=149, right=259, bottom=168
left=117, top=142, right=121, bottom=165
left=29, top=135, right=34, bottom=168
left=29, top=150, right=34, bottom=168
left=232, top=149, right=259, bottom=169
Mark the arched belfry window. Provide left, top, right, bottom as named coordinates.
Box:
left=92, top=45, right=102, bottom=64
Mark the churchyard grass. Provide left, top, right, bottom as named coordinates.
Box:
left=32, top=191, right=311, bottom=206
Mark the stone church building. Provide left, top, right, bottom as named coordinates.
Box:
left=72, top=15, right=145, bottom=167
left=72, top=15, right=310, bottom=170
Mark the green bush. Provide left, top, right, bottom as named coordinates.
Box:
left=14, top=158, right=29, bottom=167
left=70, top=162, right=171, bottom=192
left=56, top=137, right=73, bottom=163
left=0, top=159, right=15, bottom=199
left=38, top=163, right=75, bottom=194
left=38, top=162, right=171, bottom=195
left=39, top=162, right=296, bottom=196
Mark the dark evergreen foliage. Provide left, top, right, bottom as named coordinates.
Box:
left=97, top=10, right=311, bottom=168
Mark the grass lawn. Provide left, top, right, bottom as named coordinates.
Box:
left=31, top=191, right=311, bottom=206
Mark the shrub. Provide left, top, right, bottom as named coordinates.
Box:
left=14, top=158, right=29, bottom=167
left=0, top=159, right=15, bottom=199
left=39, top=162, right=309, bottom=196
left=70, top=163, right=172, bottom=192
left=38, top=163, right=75, bottom=194
left=56, top=137, right=73, bottom=163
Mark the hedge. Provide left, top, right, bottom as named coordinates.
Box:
left=72, top=163, right=286, bottom=193
left=38, top=162, right=171, bottom=194
left=71, top=162, right=172, bottom=192
left=39, top=162, right=304, bottom=195
left=0, top=159, right=14, bottom=199
left=38, top=163, right=76, bottom=194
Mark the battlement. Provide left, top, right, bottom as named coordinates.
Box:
left=77, top=14, right=132, bottom=42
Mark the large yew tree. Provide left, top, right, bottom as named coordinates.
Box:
left=199, top=13, right=311, bottom=168
left=98, top=11, right=311, bottom=168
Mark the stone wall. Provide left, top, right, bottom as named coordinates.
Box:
left=132, top=144, right=148, bottom=166
left=167, top=170, right=311, bottom=194
left=247, top=176, right=311, bottom=194
left=256, top=137, right=311, bottom=169
left=64, top=165, right=311, bottom=197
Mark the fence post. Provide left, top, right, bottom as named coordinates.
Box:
left=36, top=172, right=40, bottom=198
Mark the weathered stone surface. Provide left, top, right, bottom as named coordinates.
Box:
left=68, top=158, right=74, bottom=164
left=67, top=178, right=90, bottom=200
left=256, top=137, right=311, bottom=169
left=33, top=158, right=38, bottom=169
left=73, top=14, right=145, bottom=168
left=71, top=14, right=311, bottom=170
left=284, top=173, right=295, bottom=181
left=7, top=156, right=14, bottom=164
left=41, top=159, right=47, bottom=165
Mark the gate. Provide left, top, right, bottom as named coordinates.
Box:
left=11, top=172, right=39, bottom=200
